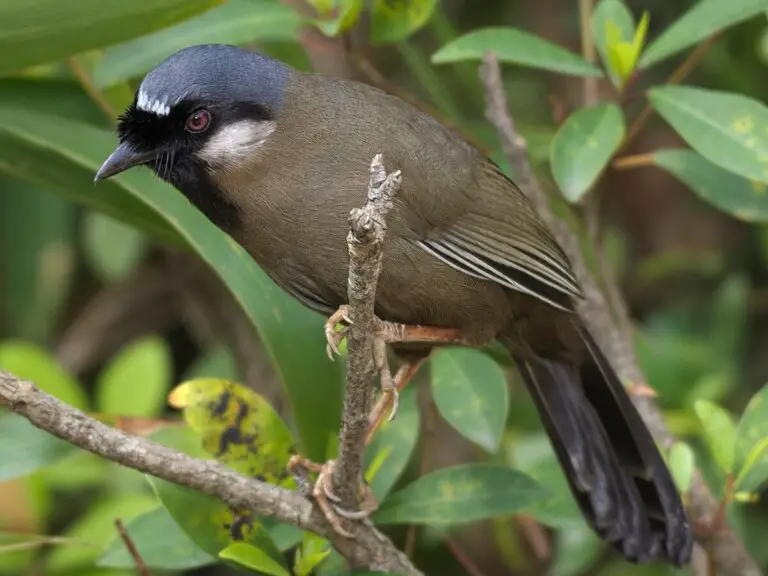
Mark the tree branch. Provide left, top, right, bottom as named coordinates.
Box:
left=0, top=374, right=417, bottom=574
left=333, top=155, right=403, bottom=511
left=478, top=52, right=761, bottom=576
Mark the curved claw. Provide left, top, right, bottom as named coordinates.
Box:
left=324, top=306, right=353, bottom=360
left=386, top=389, right=400, bottom=423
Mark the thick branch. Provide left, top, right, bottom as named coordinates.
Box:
left=479, top=52, right=761, bottom=576
left=333, top=155, right=402, bottom=511
left=0, top=370, right=418, bottom=574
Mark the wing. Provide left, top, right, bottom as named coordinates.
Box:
left=416, top=161, right=582, bottom=312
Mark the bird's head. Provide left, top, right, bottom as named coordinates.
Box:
left=95, top=44, right=289, bottom=227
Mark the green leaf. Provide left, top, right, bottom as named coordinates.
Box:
left=220, top=542, right=291, bottom=576
left=96, top=336, right=171, bottom=417
left=512, top=434, right=586, bottom=529
left=668, top=442, right=696, bottom=495
left=0, top=79, right=106, bottom=127
left=307, top=0, right=362, bottom=36
left=0, top=412, right=74, bottom=481
left=0, top=107, right=344, bottom=461
left=653, top=149, right=768, bottom=222
left=365, top=384, right=420, bottom=500
left=0, top=0, right=223, bottom=75
left=168, top=378, right=296, bottom=484
left=430, top=348, right=508, bottom=453
left=641, top=0, right=768, bottom=68
left=693, top=399, right=737, bottom=473
left=94, top=0, right=301, bottom=88
left=294, top=533, right=331, bottom=576
left=183, top=345, right=239, bottom=381
left=550, top=103, right=625, bottom=202
left=370, top=0, right=438, bottom=44
left=432, top=27, right=603, bottom=77
left=373, top=464, right=546, bottom=525
left=709, top=275, right=749, bottom=362
left=150, top=477, right=287, bottom=566
left=98, top=507, right=214, bottom=570
left=649, top=85, right=768, bottom=185
left=46, top=493, right=157, bottom=572
left=82, top=212, right=146, bottom=283
left=0, top=340, right=87, bottom=409
left=591, top=0, right=635, bottom=86
left=0, top=177, right=76, bottom=342
left=734, top=383, right=768, bottom=494
left=550, top=524, right=602, bottom=576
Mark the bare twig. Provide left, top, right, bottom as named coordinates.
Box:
left=332, top=155, right=402, bottom=512
left=0, top=370, right=421, bottom=575
left=478, top=52, right=761, bottom=576
left=115, top=519, right=150, bottom=576
left=578, top=0, right=599, bottom=107
left=445, top=537, right=489, bottom=576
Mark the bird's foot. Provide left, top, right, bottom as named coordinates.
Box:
left=287, top=455, right=378, bottom=538
left=325, top=306, right=352, bottom=359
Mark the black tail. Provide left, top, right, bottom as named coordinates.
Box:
left=508, top=325, right=693, bottom=565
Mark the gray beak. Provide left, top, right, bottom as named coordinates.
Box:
left=94, top=141, right=155, bottom=182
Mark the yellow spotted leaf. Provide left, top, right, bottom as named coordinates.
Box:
left=169, top=378, right=296, bottom=486
left=733, top=383, right=768, bottom=494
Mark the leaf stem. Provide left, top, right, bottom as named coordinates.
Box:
left=612, top=152, right=655, bottom=170
left=66, top=56, right=117, bottom=119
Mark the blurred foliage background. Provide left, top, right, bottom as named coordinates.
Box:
left=1, top=0, right=768, bottom=575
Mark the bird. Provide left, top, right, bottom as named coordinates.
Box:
left=95, top=43, right=693, bottom=565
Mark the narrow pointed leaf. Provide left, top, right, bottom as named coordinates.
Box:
left=0, top=107, right=343, bottom=461
left=373, top=464, right=546, bottom=525
left=550, top=103, right=625, bottom=202
left=95, top=0, right=300, bottom=88
left=653, top=149, right=768, bottom=222
left=98, top=507, right=214, bottom=570
left=430, top=348, right=508, bottom=453
left=641, top=0, right=768, bottom=68
left=650, top=85, right=768, bottom=185
left=432, top=27, right=603, bottom=77
left=591, top=0, right=635, bottom=86
left=693, top=399, right=737, bottom=473
left=734, top=383, right=768, bottom=493
left=0, top=0, right=223, bottom=75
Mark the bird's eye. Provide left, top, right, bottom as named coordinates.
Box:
left=185, top=109, right=211, bottom=133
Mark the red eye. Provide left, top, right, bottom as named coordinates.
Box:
left=185, top=109, right=211, bottom=133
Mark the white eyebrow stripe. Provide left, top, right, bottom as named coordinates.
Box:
left=136, top=89, right=170, bottom=116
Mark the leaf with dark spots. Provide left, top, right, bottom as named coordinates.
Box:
left=168, top=378, right=296, bottom=486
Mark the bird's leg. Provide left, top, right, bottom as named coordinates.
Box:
left=365, top=356, right=426, bottom=445
left=302, top=306, right=474, bottom=537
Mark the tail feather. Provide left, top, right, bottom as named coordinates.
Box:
left=508, top=325, right=693, bottom=565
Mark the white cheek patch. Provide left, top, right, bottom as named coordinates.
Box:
left=197, top=120, right=277, bottom=169
left=136, top=89, right=170, bottom=116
